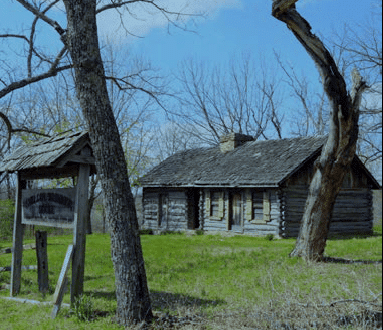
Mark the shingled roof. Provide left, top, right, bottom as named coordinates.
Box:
left=0, top=131, right=94, bottom=174
left=140, top=135, right=329, bottom=188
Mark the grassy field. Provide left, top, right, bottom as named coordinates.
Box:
left=0, top=227, right=381, bottom=329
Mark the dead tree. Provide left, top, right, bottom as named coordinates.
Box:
left=272, top=0, right=368, bottom=261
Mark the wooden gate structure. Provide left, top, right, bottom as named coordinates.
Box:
left=0, top=131, right=96, bottom=315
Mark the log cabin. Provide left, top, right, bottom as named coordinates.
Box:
left=140, top=133, right=380, bottom=237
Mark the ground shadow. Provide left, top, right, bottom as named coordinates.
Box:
left=83, top=274, right=111, bottom=282
left=150, top=290, right=226, bottom=311
left=322, top=257, right=382, bottom=264
left=86, top=289, right=225, bottom=310
left=85, top=290, right=116, bottom=301
left=327, top=232, right=381, bottom=240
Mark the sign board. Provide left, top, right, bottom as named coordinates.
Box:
left=22, top=188, right=76, bottom=228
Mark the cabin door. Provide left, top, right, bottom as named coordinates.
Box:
left=187, top=189, right=200, bottom=230
left=230, top=192, right=243, bottom=232
left=158, top=194, right=168, bottom=229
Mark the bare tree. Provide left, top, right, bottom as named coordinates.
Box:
left=275, top=53, right=329, bottom=137
left=0, top=0, right=195, bottom=325
left=331, top=2, right=382, bottom=172
left=153, top=121, right=203, bottom=162
left=275, top=2, right=381, bottom=175
left=175, top=55, right=284, bottom=145
left=272, top=0, right=368, bottom=261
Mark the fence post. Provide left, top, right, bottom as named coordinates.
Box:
left=36, top=231, right=49, bottom=295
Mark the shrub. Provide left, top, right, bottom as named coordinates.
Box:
left=0, top=199, right=15, bottom=239
left=70, top=294, right=93, bottom=322
left=265, top=234, right=274, bottom=241
left=139, top=228, right=154, bottom=235
left=160, top=230, right=183, bottom=235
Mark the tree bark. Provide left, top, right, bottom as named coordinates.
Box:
left=63, top=0, right=152, bottom=324
left=272, top=0, right=368, bottom=261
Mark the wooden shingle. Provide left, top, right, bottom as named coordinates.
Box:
left=0, top=131, right=95, bottom=178
left=140, top=135, right=380, bottom=189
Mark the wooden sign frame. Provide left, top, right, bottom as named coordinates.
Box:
left=10, top=148, right=91, bottom=312
left=21, top=188, right=76, bottom=228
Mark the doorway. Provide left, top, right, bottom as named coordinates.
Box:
left=187, top=189, right=200, bottom=229
left=230, top=192, right=243, bottom=232
left=158, top=193, right=168, bottom=229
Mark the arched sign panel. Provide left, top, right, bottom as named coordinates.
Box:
left=22, top=188, right=76, bottom=228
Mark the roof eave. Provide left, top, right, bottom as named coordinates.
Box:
left=141, top=183, right=280, bottom=189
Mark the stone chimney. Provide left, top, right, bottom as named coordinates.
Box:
left=220, top=133, right=255, bottom=153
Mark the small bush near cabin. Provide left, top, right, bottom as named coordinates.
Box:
left=0, top=199, right=14, bottom=239
left=139, top=229, right=154, bottom=235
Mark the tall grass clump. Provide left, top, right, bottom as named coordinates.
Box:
left=0, top=199, right=14, bottom=239
left=70, top=294, right=94, bottom=322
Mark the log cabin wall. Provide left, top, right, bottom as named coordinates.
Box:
left=242, top=189, right=281, bottom=236
left=281, top=159, right=374, bottom=238
left=281, top=187, right=373, bottom=237
left=142, top=189, right=189, bottom=232
left=202, top=189, right=229, bottom=232
left=201, top=188, right=281, bottom=236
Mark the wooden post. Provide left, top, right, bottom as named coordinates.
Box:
left=35, top=231, right=49, bottom=295
left=10, top=174, right=26, bottom=296
left=71, top=148, right=90, bottom=304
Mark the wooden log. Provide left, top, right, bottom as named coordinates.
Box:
left=282, top=223, right=373, bottom=233
left=330, top=222, right=373, bottom=229
left=0, top=243, right=36, bottom=255
left=52, top=244, right=73, bottom=319
left=35, top=231, right=49, bottom=295
left=245, top=228, right=279, bottom=235
left=2, top=296, right=70, bottom=308
left=0, top=265, right=38, bottom=272
left=247, top=223, right=280, bottom=231
left=284, top=197, right=371, bottom=206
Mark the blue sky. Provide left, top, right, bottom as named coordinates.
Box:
left=0, top=0, right=381, bottom=178
left=1, top=0, right=380, bottom=125
left=0, top=0, right=379, bottom=77
left=0, top=0, right=380, bottom=137
left=113, top=0, right=378, bottom=76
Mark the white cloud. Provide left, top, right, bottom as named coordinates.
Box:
left=95, top=0, right=243, bottom=43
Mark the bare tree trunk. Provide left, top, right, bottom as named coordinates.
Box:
left=63, top=0, right=152, bottom=324
left=272, top=0, right=368, bottom=261
left=85, top=175, right=100, bottom=235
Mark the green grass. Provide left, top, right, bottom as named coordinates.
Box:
left=0, top=227, right=381, bottom=329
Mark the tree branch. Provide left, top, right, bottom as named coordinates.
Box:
left=15, top=0, right=66, bottom=36
left=0, top=111, right=51, bottom=150
left=0, top=64, right=71, bottom=99
left=105, top=75, right=168, bottom=112
left=0, top=112, right=12, bottom=149
left=272, top=0, right=350, bottom=119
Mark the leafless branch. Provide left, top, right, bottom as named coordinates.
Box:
left=0, top=64, right=72, bottom=99
left=96, top=0, right=202, bottom=36
left=15, top=0, right=66, bottom=36
left=0, top=111, right=51, bottom=149
left=105, top=75, right=168, bottom=112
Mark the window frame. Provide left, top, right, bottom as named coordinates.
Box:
left=205, top=190, right=224, bottom=221
left=245, top=189, right=271, bottom=224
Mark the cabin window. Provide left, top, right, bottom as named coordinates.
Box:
left=245, top=190, right=271, bottom=223
left=205, top=190, right=224, bottom=220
